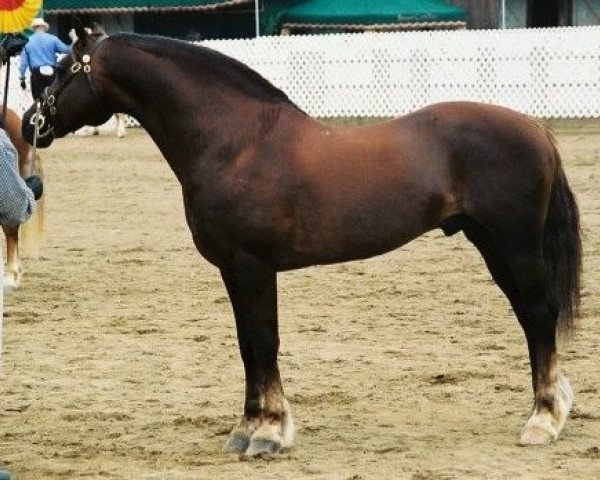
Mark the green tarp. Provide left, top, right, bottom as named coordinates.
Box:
left=262, top=0, right=466, bottom=34
left=44, top=0, right=251, bottom=13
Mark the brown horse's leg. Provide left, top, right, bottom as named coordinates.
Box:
left=2, top=112, right=30, bottom=292
left=116, top=114, right=126, bottom=138
left=506, top=255, right=572, bottom=445
left=463, top=220, right=572, bottom=445
left=2, top=225, right=21, bottom=291
left=220, top=251, right=294, bottom=455
left=462, top=221, right=535, bottom=382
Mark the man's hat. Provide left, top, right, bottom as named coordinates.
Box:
left=31, top=18, right=49, bottom=29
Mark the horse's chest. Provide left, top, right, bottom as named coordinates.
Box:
left=182, top=189, right=235, bottom=265
left=185, top=218, right=232, bottom=267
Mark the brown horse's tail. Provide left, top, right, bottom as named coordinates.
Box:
left=20, top=151, right=45, bottom=257
left=543, top=128, right=581, bottom=335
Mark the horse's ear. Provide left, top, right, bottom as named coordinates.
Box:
left=92, top=22, right=107, bottom=36
left=72, top=17, right=89, bottom=49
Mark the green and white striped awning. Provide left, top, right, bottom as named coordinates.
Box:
left=44, top=0, right=252, bottom=14
left=263, top=0, right=466, bottom=34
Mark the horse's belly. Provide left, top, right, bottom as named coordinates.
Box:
left=277, top=189, right=446, bottom=269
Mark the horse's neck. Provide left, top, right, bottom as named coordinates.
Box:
left=102, top=46, right=283, bottom=179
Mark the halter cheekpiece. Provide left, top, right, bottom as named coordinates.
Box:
left=42, top=49, right=95, bottom=118
left=36, top=35, right=108, bottom=132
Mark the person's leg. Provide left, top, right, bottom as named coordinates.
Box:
left=30, top=69, right=43, bottom=100
left=30, top=70, right=56, bottom=101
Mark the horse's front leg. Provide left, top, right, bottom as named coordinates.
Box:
left=116, top=114, right=126, bottom=138
left=2, top=225, right=21, bottom=291
left=220, top=251, right=295, bottom=456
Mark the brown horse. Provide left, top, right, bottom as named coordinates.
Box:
left=23, top=26, right=581, bottom=455
left=2, top=106, right=43, bottom=291
left=80, top=113, right=127, bottom=138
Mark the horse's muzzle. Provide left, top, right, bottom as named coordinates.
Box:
left=22, top=105, right=56, bottom=148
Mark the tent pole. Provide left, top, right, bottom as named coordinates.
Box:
left=1, top=59, right=11, bottom=129
left=255, top=0, right=260, bottom=37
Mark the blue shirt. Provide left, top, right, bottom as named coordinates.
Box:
left=0, top=129, right=34, bottom=226
left=19, top=31, right=71, bottom=77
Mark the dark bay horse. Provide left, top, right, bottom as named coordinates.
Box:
left=22, top=25, right=581, bottom=455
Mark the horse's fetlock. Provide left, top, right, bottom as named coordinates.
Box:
left=265, top=410, right=285, bottom=423
left=536, top=395, right=555, bottom=413
left=245, top=399, right=263, bottom=417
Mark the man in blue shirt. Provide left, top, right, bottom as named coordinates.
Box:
left=19, top=17, right=70, bottom=100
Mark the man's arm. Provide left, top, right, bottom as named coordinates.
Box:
left=19, top=47, right=29, bottom=79
left=54, top=36, right=71, bottom=55
left=0, top=130, right=35, bottom=226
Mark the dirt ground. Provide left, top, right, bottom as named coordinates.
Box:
left=1, top=120, right=599, bottom=479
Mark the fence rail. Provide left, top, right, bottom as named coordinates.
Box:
left=3, top=26, right=600, bottom=123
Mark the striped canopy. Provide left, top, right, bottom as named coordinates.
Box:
left=43, top=0, right=250, bottom=14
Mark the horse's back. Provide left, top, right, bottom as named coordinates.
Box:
left=393, top=102, right=556, bottom=195
left=395, top=101, right=553, bottom=162
left=276, top=102, right=557, bottom=266
left=298, top=100, right=554, bottom=218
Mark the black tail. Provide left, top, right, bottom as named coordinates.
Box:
left=543, top=129, right=582, bottom=335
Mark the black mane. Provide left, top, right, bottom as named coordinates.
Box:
left=112, top=33, right=301, bottom=111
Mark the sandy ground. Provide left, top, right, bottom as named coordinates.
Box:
left=1, top=121, right=599, bottom=479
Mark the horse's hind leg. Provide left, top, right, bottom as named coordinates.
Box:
left=220, top=250, right=295, bottom=456
left=508, top=253, right=573, bottom=445
left=462, top=220, right=572, bottom=444
left=2, top=225, right=21, bottom=291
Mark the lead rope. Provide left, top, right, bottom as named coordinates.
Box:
left=30, top=101, right=41, bottom=174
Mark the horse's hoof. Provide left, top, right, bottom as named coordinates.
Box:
left=223, top=429, right=251, bottom=453
left=519, top=412, right=558, bottom=445
left=243, top=422, right=288, bottom=457
left=245, top=436, right=281, bottom=457
left=3, top=276, right=19, bottom=293
left=519, top=424, right=557, bottom=445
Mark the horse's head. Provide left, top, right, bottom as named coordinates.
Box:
left=22, top=24, right=113, bottom=147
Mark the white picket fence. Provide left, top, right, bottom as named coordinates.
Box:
left=3, top=26, right=600, bottom=122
